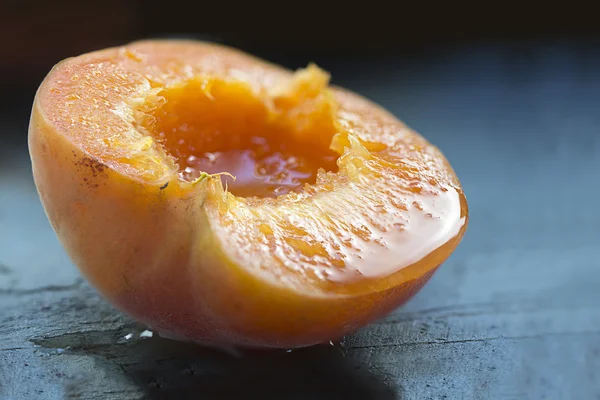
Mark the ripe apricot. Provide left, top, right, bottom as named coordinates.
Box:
left=29, top=40, right=468, bottom=349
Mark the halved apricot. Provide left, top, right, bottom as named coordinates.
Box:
left=29, top=40, right=468, bottom=349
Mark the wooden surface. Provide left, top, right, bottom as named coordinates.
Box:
left=1, top=41, right=599, bottom=400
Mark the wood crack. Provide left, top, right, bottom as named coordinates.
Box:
left=0, top=279, right=83, bottom=296
left=377, top=300, right=600, bottom=325
left=345, top=330, right=600, bottom=350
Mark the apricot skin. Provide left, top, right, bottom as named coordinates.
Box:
left=29, top=40, right=467, bottom=349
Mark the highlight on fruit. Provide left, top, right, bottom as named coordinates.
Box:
left=28, top=40, right=468, bottom=349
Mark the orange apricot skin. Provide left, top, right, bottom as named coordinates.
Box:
left=29, top=44, right=466, bottom=349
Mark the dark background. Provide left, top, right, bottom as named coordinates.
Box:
left=3, top=2, right=600, bottom=113
left=1, top=2, right=599, bottom=400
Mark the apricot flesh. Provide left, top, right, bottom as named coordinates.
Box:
left=28, top=40, right=468, bottom=349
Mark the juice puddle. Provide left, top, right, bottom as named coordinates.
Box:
left=176, top=136, right=338, bottom=198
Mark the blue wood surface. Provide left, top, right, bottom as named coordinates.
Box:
left=1, top=41, right=599, bottom=400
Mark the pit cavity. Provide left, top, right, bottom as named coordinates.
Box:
left=139, top=75, right=340, bottom=198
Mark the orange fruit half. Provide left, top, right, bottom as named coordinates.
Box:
left=29, top=40, right=468, bottom=348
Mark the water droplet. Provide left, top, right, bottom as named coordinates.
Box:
left=55, top=347, right=70, bottom=354
left=205, top=152, right=219, bottom=163
left=139, top=330, right=154, bottom=339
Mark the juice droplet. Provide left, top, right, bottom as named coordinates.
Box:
left=139, top=330, right=154, bottom=339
